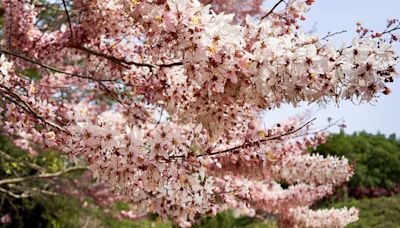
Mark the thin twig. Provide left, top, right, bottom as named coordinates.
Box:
left=74, top=46, right=183, bottom=69
left=204, top=117, right=316, bottom=157
left=261, top=0, right=285, bottom=20
left=0, top=166, right=87, bottom=186
left=382, top=23, right=400, bottom=35
left=0, top=49, right=117, bottom=82
left=62, top=0, right=74, bottom=39
left=171, top=118, right=316, bottom=159
left=0, top=87, right=67, bottom=132
left=28, top=3, right=63, bottom=53
left=0, top=187, right=30, bottom=198
left=0, top=150, right=43, bottom=171
left=380, top=20, right=400, bottom=36
left=321, top=30, right=347, bottom=40
left=7, top=0, right=12, bottom=49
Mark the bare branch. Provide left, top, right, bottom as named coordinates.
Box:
left=204, top=117, right=316, bottom=157
left=382, top=22, right=400, bottom=35
left=0, top=166, right=87, bottom=186
left=0, top=150, right=43, bottom=171
left=7, top=0, right=13, bottom=49
left=321, top=30, right=347, bottom=40
left=0, top=86, right=67, bottom=132
left=261, top=0, right=285, bottom=20
left=0, top=187, right=30, bottom=198
left=0, top=49, right=117, bottom=82
left=171, top=118, right=316, bottom=159
left=62, top=0, right=74, bottom=38
left=74, top=46, right=183, bottom=69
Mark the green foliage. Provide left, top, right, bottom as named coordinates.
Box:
left=315, top=131, right=400, bottom=189
left=325, top=194, right=400, bottom=228
left=0, top=13, right=3, bottom=34
left=91, top=210, right=275, bottom=228
left=194, top=211, right=275, bottom=228
left=1, top=139, right=46, bottom=178
left=35, top=0, right=66, bottom=32
left=0, top=135, right=66, bottom=180
left=0, top=135, right=83, bottom=228
left=20, top=68, right=41, bottom=81
left=94, top=215, right=171, bottom=228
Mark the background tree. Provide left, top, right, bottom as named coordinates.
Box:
left=315, top=131, right=400, bottom=197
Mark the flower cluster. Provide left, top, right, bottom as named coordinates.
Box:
left=62, top=112, right=217, bottom=225
left=271, top=154, right=353, bottom=185
left=124, top=0, right=398, bottom=136
left=289, top=207, right=359, bottom=228
left=0, top=55, right=61, bottom=154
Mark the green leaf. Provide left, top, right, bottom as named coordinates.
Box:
left=21, top=68, right=41, bottom=81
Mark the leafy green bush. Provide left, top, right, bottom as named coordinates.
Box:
left=315, top=131, right=400, bottom=189
left=94, top=210, right=275, bottom=228
left=194, top=211, right=275, bottom=228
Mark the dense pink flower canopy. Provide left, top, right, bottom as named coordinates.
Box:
left=0, top=0, right=398, bottom=227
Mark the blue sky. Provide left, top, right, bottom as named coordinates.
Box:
left=262, top=0, right=400, bottom=136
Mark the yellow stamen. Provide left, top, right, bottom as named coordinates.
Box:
left=266, top=151, right=277, bottom=164
left=131, top=0, right=141, bottom=6
left=308, top=72, right=316, bottom=80
left=192, top=16, right=200, bottom=25
left=179, top=175, right=186, bottom=184
left=46, top=131, right=56, bottom=140
left=155, top=15, right=163, bottom=23
left=258, top=130, right=266, bottom=139
left=29, top=84, right=37, bottom=94
left=208, top=44, right=217, bottom=55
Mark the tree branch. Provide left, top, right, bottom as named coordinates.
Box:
left=0, top=166, right=87, bottom=186
left=62, top=0, right=73, bottom=39
left=0, top=86, right=67, bottom=132
left=0, top=49, right=117, bottom=82
left=203, top=117, right=316, bottom=157
left=321, top=30, right=347, bottom=40
left=171, top=118, right=316, bottom=159
left=0, top=150, right=43, bottom=171
left=261, top=0, right=285, bottom=20
left=74, top=46, right=183, bottom=69
left=0, top=187, right=30, bottom=198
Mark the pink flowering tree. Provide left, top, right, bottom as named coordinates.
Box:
left=0, top=0, right=399, bottom=227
